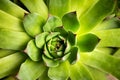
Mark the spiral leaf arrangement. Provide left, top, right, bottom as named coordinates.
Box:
left=0, top=0, right=120, bottom=80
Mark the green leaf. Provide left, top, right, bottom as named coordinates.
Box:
left=17, top=59, right=46, bottom=80
left=77, top=33, right=99, bottom=52
left=78, top=0, right=116, bottom=34
left=0, top=29, right=31, bottom=50
left=43, top=16, right=62, bottom=32
left=113, top=49, right=120, bottom=58
left=23, top=13, right=45, bottom=37
left=70, top=62, right=93, bottom=80
left=68, top=47, right=78, bottom=64
left=20, top=0, right=48, bottom=20
left=93, top=17, right=120, bottom=31
left=38, top=68, right=52, bottom=80
left=62, top=12, right=80, bottom=33
left=0, top=0, right=27, bottom=19
left=49, top=0, right=70, bottom=18
left=35, top=32, right=49, bottom=48
left=46, top=32, right=60, bottom=41
left=95, top=29, right=120, bottom=47
left=80, top=49, right=120, bottom=79
left=26, top=40, right=42, bottom=61
left=0, top=10, right=24, bottom=31
left=0, top=52, right=27, bottom=78
left=48, top=61, right=70, bottom=80
left=42, top=55, right=59, bottom=67
left=0, top=49, right=16, bottom=58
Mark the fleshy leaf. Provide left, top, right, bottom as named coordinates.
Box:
left=23, top=13, right=45, bottom=37
left=0, top=29, right=31, bottom=50
left=78, top=0, right=116, bottom=33
left=93, top=17, right=120, bottom=31
left=0, top=49, right=16, bottom=58
left=42, top=55, right=59, bottom=67
left=0, top=10, right=24, bottom=31
left=46, top=32, right=60, bottom=41
left=77, top=33, right=99, bottom=52
left=49, top=0, right=70, bottom=18
left=43, top=16, right=62, bottom=32
left=95, top=29, right=120, bottom=47
left=38, top=68, right=52, bottom=80
left=113, top=49, right=120, bottom=58
left=20, top=0, right=48, bottom=20
left=48, top=61, right=70, bottom=80
left=35, top=32, right=49, bottom=48
left=68, top=47, right=78, bottom=64
left=80, top=49, right=120, bottom=79
left=26, top=40, right=42, bottom=61
left=0, top=52, right=27, bottom=78
left=70, top=62, right=93, bottom=80
left=0, top=0, right=27, bottom=19
left=17, top=59, right=46, bottom=80
left=62, top=12, right=80, bottom=33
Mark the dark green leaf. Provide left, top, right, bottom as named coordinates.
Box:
left=62, top=12, right=80, bottom=33
left=77, top=33, right=99, bottom=52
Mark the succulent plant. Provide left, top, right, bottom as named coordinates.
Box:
left=0, top=0, right=120, bottom=80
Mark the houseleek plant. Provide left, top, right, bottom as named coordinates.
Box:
left=0, top=0, right=120, bottom=80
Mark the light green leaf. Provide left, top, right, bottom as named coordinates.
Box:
left=0, top=29, right=31, bottom=50
left=23, top=13, right=45, bottom=37
left=17, top=59, right=46, bottom=80
left=46, top=32, right=60, bottom=41
left=80, top=49, right=120, bottom=79
left=48, top=61, right=70, bottom=80
left=26, top=40, right=42, bottom=61
left=43, top=16, right=62, bottom=32
left=62, top=12, right=80, bottom=33
left=77, top=33, right=99, bottom=52
left=0, top=0, right=27, bottom=19
left=35, top=32, right=49, bottom=48
left=20, top=0, right=48, bottom=20
left=78, top=0, right=116, bottom=34
left=0, top=10, right=24, bottom=31
left=42, top=55, right=59, bottom=67
left=0, top=52, right=27, bottom=78
left=95, top=29, right=120, bottom=47
left=0, top=49, right=16, bottom=58
left=70, top=62, right=93, bottom=80
left=113, top=49, right=120, bottom=58
left=49, top=0, right=70, bottom=18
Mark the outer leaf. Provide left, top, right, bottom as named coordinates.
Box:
left=0, top=0, right=27, bottom=19
left=23, top=13, right=45, bottom=37
left=113, top=49, right=120, bottom=58
left=20, top=0, right=48, bottom=20
left=0, top=29, right=31, bottom=50
left=95, top=29, right=120, bottom=47
left=43, top=16, right=62, bottom=32
left=0, top=52, right=27, bottom=78
left=0, top=49, right=16, bottom=58
left=17, top=59, right=46, bottom=80
left=80, top=49, right=120, bottom=79
left=0, top=10, right=24, bottom=31
left=62, top=12, right=80, bottom=33
left=49, top=0, right=70, bottom=18
left=26, top=40, right=41, bottom=61
left=70, top=62, right=93, bottom=80
left=77, top=33, right=99, bottom=52
left=78, top=0, right=116, bottom=34
left=48, top=61, right=70, bottom=80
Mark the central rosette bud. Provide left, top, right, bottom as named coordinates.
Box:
left=46, top=36, right=66, bottom=59
left=24, top=13, right=78, bottom=67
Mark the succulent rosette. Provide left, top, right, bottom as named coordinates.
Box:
left=0, top=0, right=120, bottom=80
